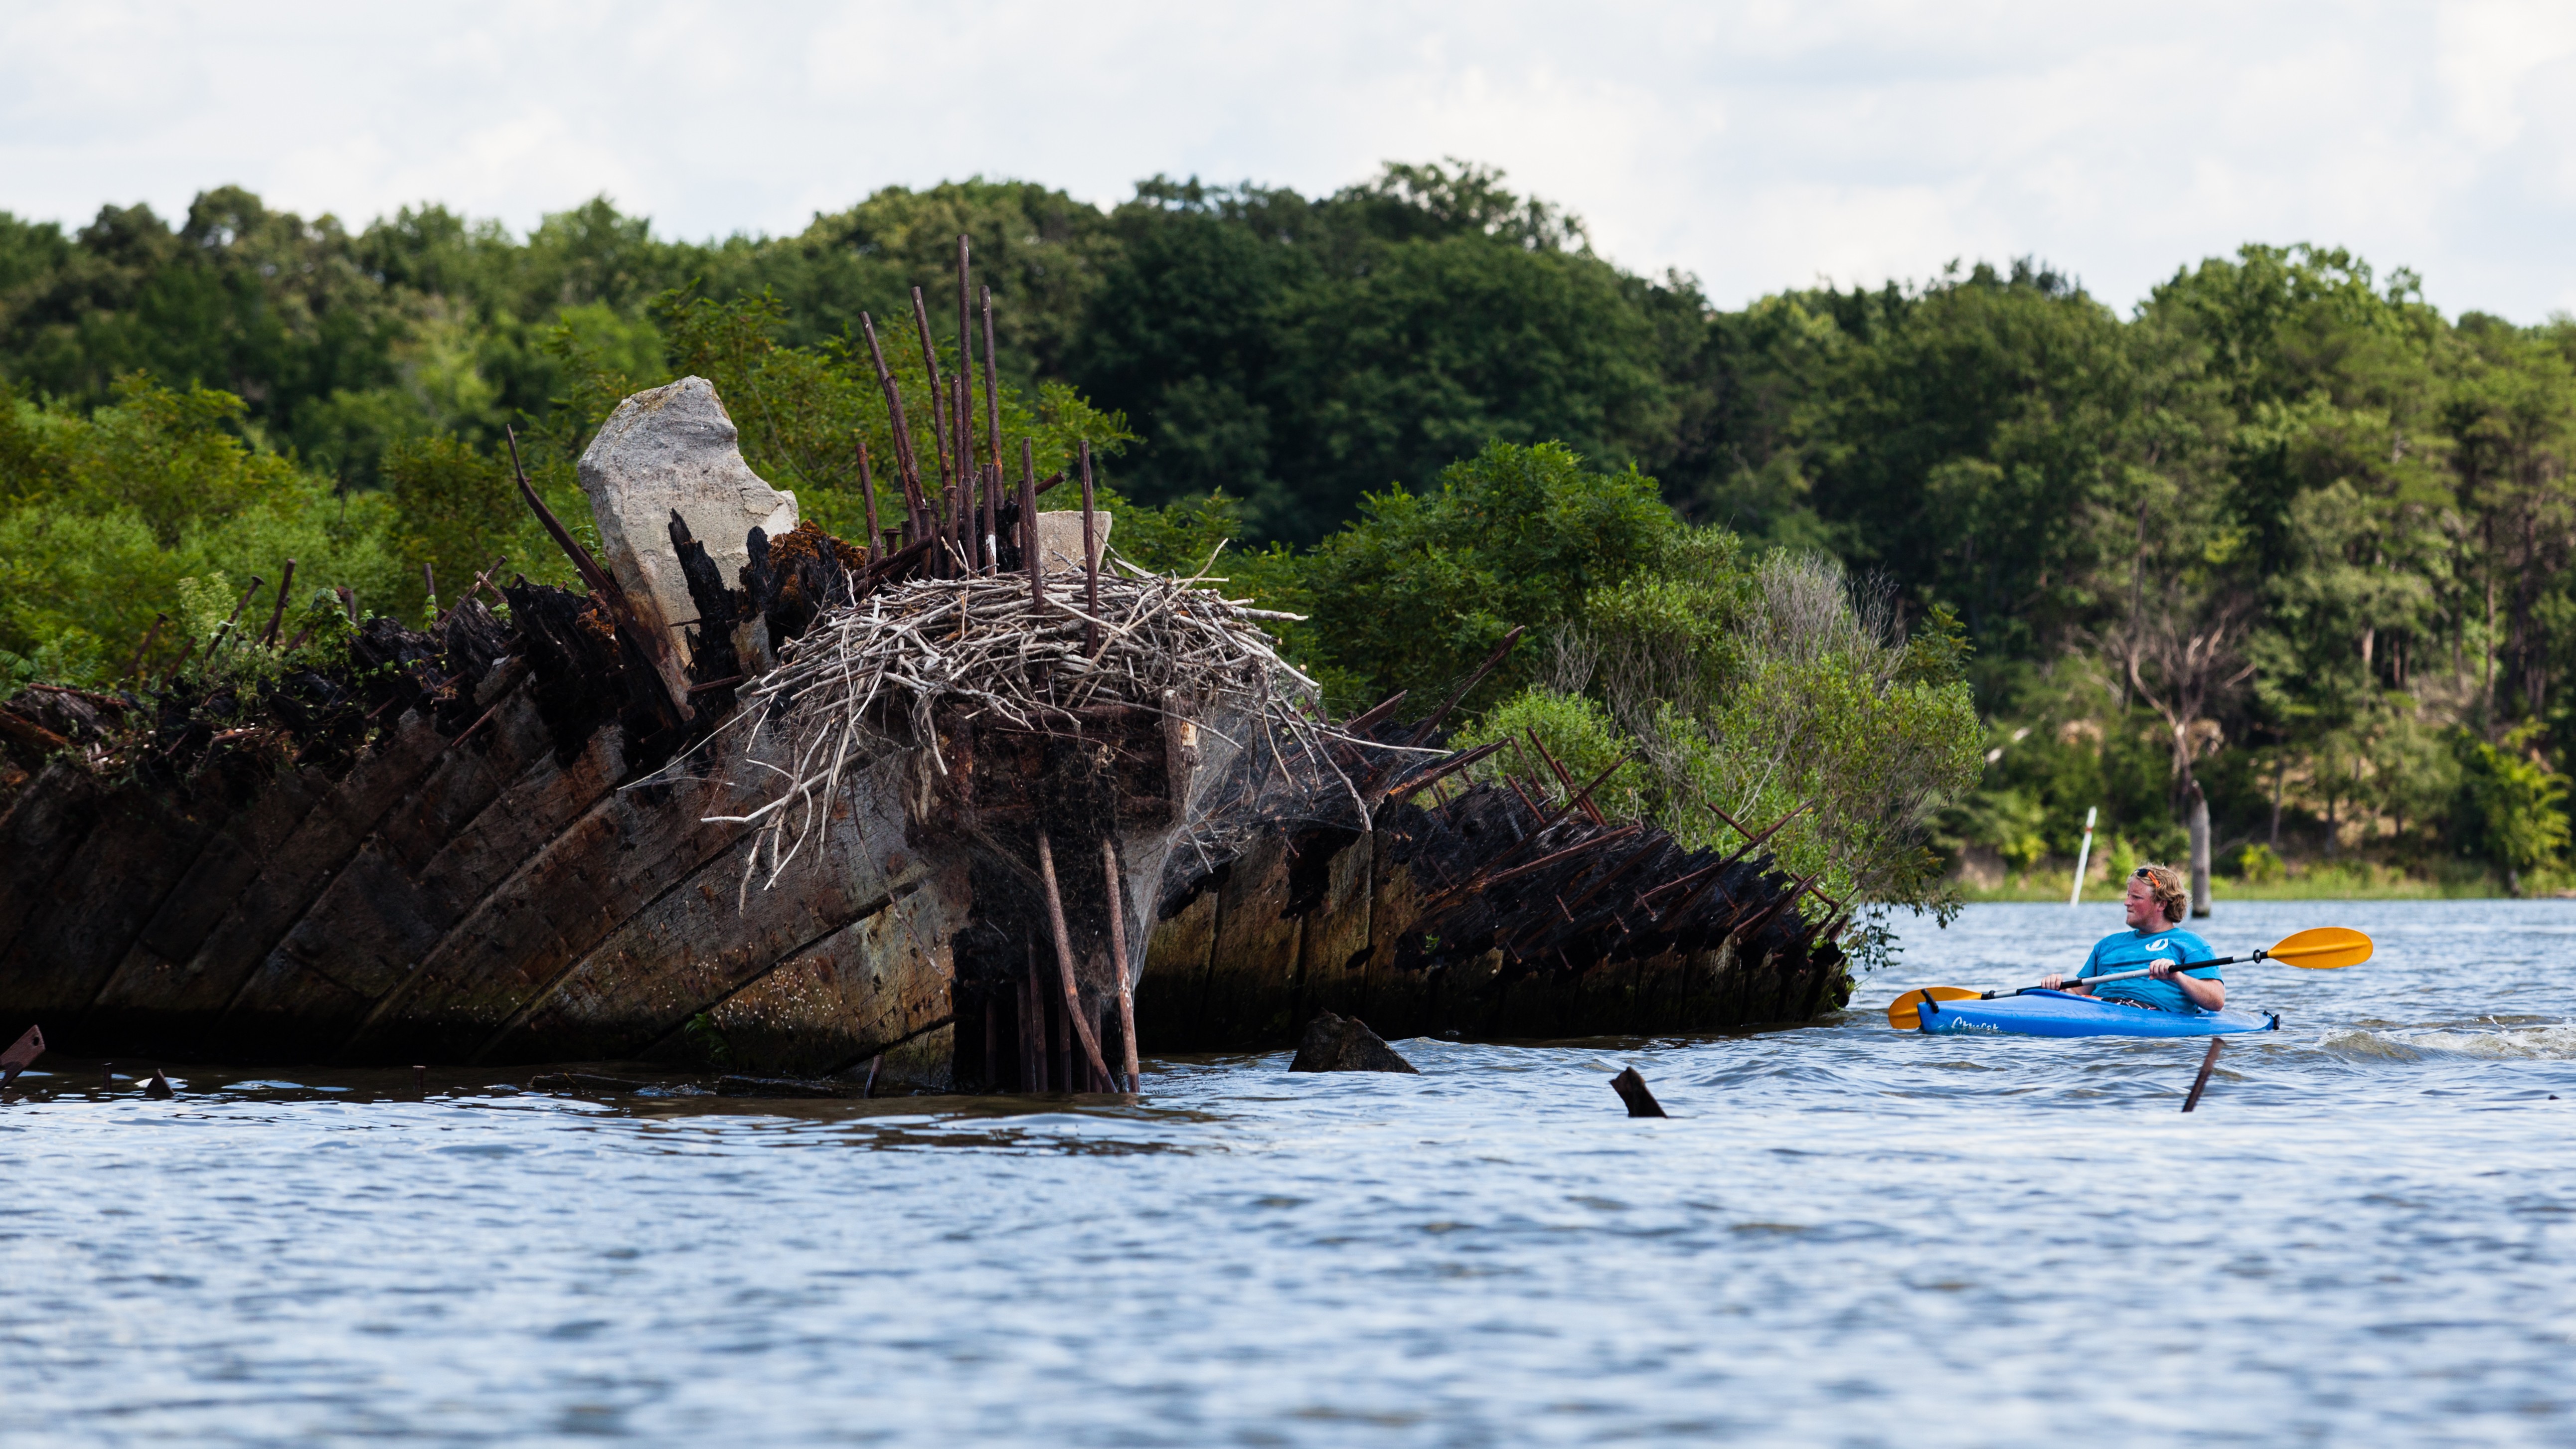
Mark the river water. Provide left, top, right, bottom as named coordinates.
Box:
left=2, top=900, right=2570, bottom=1446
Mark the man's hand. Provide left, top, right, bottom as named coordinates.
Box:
left=2040, top=973, right=2065, bottom=989
left=2040, top=973, right=2090, bottom=994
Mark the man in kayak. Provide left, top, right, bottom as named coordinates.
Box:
left=2038, top=863, right=2224, bottom=1012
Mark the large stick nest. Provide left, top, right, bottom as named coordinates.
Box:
left=694, top=558, right=1421, bottom=897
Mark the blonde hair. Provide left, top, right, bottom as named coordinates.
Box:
left=2132, top=863, right=2188, bottom=926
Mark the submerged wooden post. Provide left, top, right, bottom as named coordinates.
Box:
left=1610, top=1067, right=1667, bottom=1118
left=1034, top=830, right=1116, bottom=1089
left=2182, top=1038, right=2223, bottom=1113
left=1103, top=837, right=1140, bottom=1092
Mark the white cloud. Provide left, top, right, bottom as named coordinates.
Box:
left=1, top=0, right=2571, bottom=318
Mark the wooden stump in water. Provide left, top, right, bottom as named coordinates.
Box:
left=1287, top=1010, right=1418, bottom=1074
left=1609, top=1067, right=1667, bottom=1118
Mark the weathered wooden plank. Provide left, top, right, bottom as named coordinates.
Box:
left=1134, top=885, right=1216, bottom=1047
left=0, top=785, right=224, bottom=1022
left=228, top=691, right=559, bottom=1040
left=1291, top=832, right=1373, bottom=1023
left=1351, top=854, right=1433, bottom=1039
left=664, top=870, right=961, bottom=1077
left=0, top=762, right=103, bottom=966
left=148, top=715, right=454, bottom=1033
left=86, top=766, right=332, bottom=1048
left=1197, top=832, right=1302, bottom=1049
left=342, top=746, right=769, bottom=1062
left=486, top=789, right=925, bottom=1063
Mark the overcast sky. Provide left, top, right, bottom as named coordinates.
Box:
left=5, top=1, right=2573, bottom=320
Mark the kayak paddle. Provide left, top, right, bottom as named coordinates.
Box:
left=1883, top=926, right=2373, bottom=1029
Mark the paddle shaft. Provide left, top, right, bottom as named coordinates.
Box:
left=1989, top=951, right=2252, bottom=998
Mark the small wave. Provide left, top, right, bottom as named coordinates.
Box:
left=2319, top=1025, right=2576, bottom=1062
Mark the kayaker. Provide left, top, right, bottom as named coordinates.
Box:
left=2038, top=863, right=2224, bottom=1012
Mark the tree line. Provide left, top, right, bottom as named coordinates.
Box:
left=3, top=161, right=2571, bottom=891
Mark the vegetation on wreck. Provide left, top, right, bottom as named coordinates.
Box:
left=2, top=171, right=2005, bottom=962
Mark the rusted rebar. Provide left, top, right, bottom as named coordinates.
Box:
left=123, top=613, right=167, bottom=678
left=202, top=575, right=267, bottom=665
left=1401, top=624, right=1526, bottom=750
left=1103, top=837, right=1139, bottom=1092
left=262, top=558, right=298, bottom=645
left=1034, top=830, right=1115, bottom=1090
left=856, top=439, right=883, bottom=567
left=908, top=286, right=953, bottom=500
left=858, top=314, right=930, bottom=542
left=1080, top=441, right=1101, bottom=656
left=1020, top=438, right=1044, bottom=612
left=439, top=555, right=508, bottom=624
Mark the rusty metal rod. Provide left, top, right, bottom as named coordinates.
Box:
left=1034, top=829, right=1115, bottom=1090
left=858, top=314, right=930, bottom=542
left=1080, top=441, right=1101, bottom=656
left=1340, top=689, right=1410, bottom=740
left=1103, top=837, right=1140, bottom=1092
left=980, top=286, right=1001, bottom=569
left=124, top=613, right=168, bottom=678
left=1405, top=625, right=1527, bottom=748
left=1711, top=801, right=1815, bottom=871
left=1526, top=730, right=1603, bottom=824
left=1020, top=438, right=1045, bottom=613
left=908, top=286, right=953, bottom=500
left=1379, top=739, right=1508, bottom=805
left=955, top=233, right=974, bottom=483
left=856, top=438, right=883, bottom=567
left=951, top=375, right=974, bottom=572
left=444, top=554, right=508, bottom=623
left=202, top=575, right=267, bottom=665
left=980, top=285, right=1003, bottom=476
left=262, top=559, right=298, bottom=646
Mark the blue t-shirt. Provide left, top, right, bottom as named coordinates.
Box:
left=2078, top=927, right=2219, bottom=1013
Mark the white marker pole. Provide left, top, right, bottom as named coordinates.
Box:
left=2069, top=805, right=2098, bottom=907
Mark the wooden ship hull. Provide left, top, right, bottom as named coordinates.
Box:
left=0, top=269, right=1854, bottom=1088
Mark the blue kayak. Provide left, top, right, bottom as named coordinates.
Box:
left=1916, top=989, right=2279, bottom=1039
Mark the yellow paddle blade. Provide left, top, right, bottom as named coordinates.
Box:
left=2262, top=926, right=2373, bottom=969
left=1884, top=986, right=1982, bottom=1030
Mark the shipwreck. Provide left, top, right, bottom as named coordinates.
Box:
left=0, top=246, right=1853, bottom=1092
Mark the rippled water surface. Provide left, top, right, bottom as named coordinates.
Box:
left=4, top=900, right=2572, bottom=1446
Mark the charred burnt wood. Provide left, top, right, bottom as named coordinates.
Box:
left=742, top=522, right=865, bottom=649
left=1139, top=775, right=1853, bottom=1051
left=666, top=510, right=747, bottom=707
left=505, top=426, right=690, bottom=735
